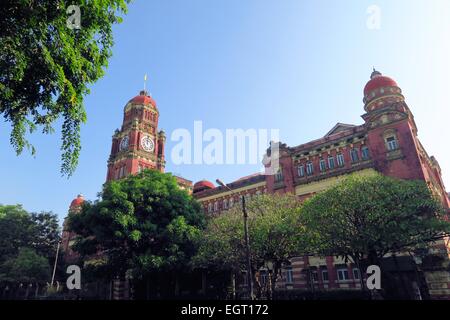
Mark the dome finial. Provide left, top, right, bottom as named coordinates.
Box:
left=370, top=67, right=382, bottom=79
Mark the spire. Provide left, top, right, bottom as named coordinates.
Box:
left=370, top=67, right=382, bottom=79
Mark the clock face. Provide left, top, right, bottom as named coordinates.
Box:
left=141, top=135, right=155, bottom=152
left=119, top=136, right=129, bottom=151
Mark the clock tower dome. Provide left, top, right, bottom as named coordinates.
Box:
left=106, top=89, right=166, bottom=182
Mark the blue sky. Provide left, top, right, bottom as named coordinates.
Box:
left=1, top=0, right=450, bottom=223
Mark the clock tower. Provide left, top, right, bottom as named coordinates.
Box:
left=106, top=90, right=166, bottom=182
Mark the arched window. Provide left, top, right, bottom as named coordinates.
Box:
left=298, top=165, right=305, bottom=177
left=319, top=158, right=326, bottom=172
left=337, top=153, right=345, bottom=167
left=306, top=162, right=314, bottom=175
left=214, top=202, right=219, bottom=212
left=361, top=146, right=370, bottom=160
left=383, top=129, right=399, bottom=151
left=229, top=198, right=234, bottom=208
left=328, top=156, right=335, bottom=169
left=386, top=136, right=398, bottom=151
left=223, top=199, right=228, bottom=210
left=350, top=149, right=359, bottom=163
left=275, top=168, right=283, bottom=182
left=208, top=203, right=213, bottom=213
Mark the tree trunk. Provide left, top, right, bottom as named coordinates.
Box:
left=353, top=256, right=367, bottom=291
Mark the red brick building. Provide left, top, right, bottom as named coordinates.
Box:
left=63, top=70, right=450, bottom=299
left=193, top=70, right=450, bottom=299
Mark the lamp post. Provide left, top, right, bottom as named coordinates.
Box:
left=216, top=179, right=255, bottom=300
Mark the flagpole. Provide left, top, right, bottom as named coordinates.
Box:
left=51, top=241, right=61, bottom=287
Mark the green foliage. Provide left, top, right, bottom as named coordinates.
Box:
left=301, top=172, right=450, bottom=265
left=195, top=194, right=307, bottom=273
left=0, top=248, right=50, bottom=283
left=0, top=204, right=60, bottom=264
left=0, top=205, right=35, bottom=262
left=68, top=169, right=205, bottom=279
left=0, top=0, right=130, bottom=176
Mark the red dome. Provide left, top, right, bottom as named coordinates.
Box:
left=129, top=90, right=157, bottom=107
left=364, top=70, right=398, bottom=96
left=70, top=194, right=85, bottom=208
left=193, top=180, right=215, bottom=191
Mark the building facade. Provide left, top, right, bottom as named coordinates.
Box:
left=193, top=70, right=450, bottom=299
left=63, top=70, right=450, bottom=299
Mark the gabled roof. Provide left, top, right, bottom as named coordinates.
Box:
left=324, top=123, right=357, bottom=137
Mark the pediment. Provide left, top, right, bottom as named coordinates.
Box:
left=324, top=123, right=356, bottom=137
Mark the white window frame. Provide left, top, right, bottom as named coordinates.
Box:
left=306, top=162, right=314, bottom=175
left=319, top=158, right=326, bottom=172
left=361, top=146, right=370, bottom=160
left=328, top=156, right=335, bottom=169
left=386, top=136, right=399, bottom=151
left=337, top=153, right=345, bottom=167
left=285, top=267, right=294, bottom=284
left=275, top=168, right=283, bottom=182
left=322, top=269, right=329, bottom=282
left=298, top=165, right=305, bottom=177
left=337, top=268, right=350, bottom=281
left=350, top=148, right=359, bottom=163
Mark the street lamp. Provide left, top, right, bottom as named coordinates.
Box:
left=216, top=178, right=255, bottom=300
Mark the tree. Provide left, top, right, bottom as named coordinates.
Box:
left=67, top=170, right=205, bottom=296
left=0, top=0, right=130, bottom=176
left=195, top=194, right=307, bottom=299
left=300, top=172, right=450, bottom=290
left=0, top=205, right=60, bottom=265
left=0, top=205, right=36, bottom=263
left=0, top=248, right=50, bottom=284
left=30, top=212, right=61, bottom=261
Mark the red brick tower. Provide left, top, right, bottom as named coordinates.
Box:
left=106, top=90, right=166, bottom=182
left=362, top=69, right=449, bottom=208
left=362, top=69, right=423, bottom=180
left=61, top=194, right=85, bottom=264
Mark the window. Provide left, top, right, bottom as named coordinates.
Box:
left=285, top=267, right=294, bottom=284
left=319, top=159, right=326, bottom=172
left=118, top=166, right=126, bottom=179
left=214, top=202, right=219, bottom=212
left=350, top=149, right=359, bottom=163
left=337, top=153, right=345, bottom=167
left=306, top=162, right=314, bottom=175
left=328, top=156, right=335, bottom=169
left=361, top=146, right=370, bottom=160
left=260, top=271, right=268, bottom=287
left=229, top=198, right=234, bottom=208
left=312, top=271, right=319, bottom=282
left=275, top=168, right=283, bottom=182
left=223, top=199, right=228, bottom=210
left=386, top=136, right=398, bottom=151
left=298, top=165, right=305, bottom=177
left=208, top=203, right=213, bottom=213
left=322, top=270, right=329, bottom=282
left=337, top=268, right=350, bottom=281
left=353, top=268, right=360, bottom=280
